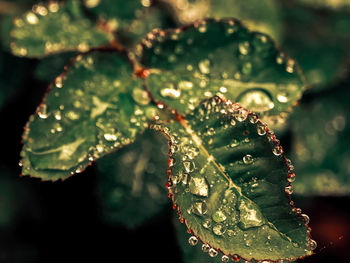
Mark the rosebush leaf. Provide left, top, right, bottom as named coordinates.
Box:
left=152, top=96, right=314, bottom=261
left=21, top=51, right=158, bottom=181
left=140, top=19, right=306, bottom=127
left=97, top=129, right=169, bottom=228
left=10, top=0, right=113, bottom=58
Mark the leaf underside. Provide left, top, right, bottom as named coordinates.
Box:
left=21, top=51, right=157, bottom=181
left=140, top=19, right=306, bottom=127
left=153, top=96, right=313, bottom=261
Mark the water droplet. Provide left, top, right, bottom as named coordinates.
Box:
left=237, top=89, right=274, bottom=112
left=160, top=84, right=181, bottom=99
left=287, top=173, right=295, bottom=183
left=202, top=243, right=210, bottom=252
left=219, top=86, right=227, bottom=93
left=310, top=239, right=317, bottom=250
left=243, top=154, right=253, bottom=164
left=192, top=200, right=208, bottom=216
left=184, top=161, right=195, bottom=172
left=178, top=80, right=193, bottom=90
left=188, top=236, right=198, bottom=246
left=277, top=92, right=289, bottom=103
left=286, top=59, right=295, bottom=73
left=257, top=124, right=266, bottom=135
left=54, top=110, right=62, bottom=120
left=221, top=255, right=229, bottom=262
left=208, top=248, right=218, bottom=257
left=249, top=114, right=258, bottom=124
left=238, top=197, right=266, bottom=229
left=213, top=223, right=227, bottom=236
left=238, top=41, right=250, bottom=55
left=38, top=104, right=49, bottom=119
left=203, top=218, right=212, bottom=229
left=198, top=59, right=211, bottom=74
left=213, top=210, right=227, bottom=223
left=189, top=177, right=209, bottom=197
left=132, top=88, right=151, bottom=105
left=26, top=11, right=39, bottom=24
left=301, top=214, right=310, bottom=224
left=276, top=53, right=285, bottom=64
left=242, top=62, right=252, bottom=75
left=227, top=229, right=236, bottom=237
left=272, top=144, right=283, bottom=156
left=285, top=185, right=294, bottom=195
left=233, top=108, right=248, bottom=122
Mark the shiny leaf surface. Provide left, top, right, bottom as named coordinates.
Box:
left=141, top=19, right=306, bottom=127
left=21, top=51, right=157, bottom=180
left=153, top=97, right=313, bottom=261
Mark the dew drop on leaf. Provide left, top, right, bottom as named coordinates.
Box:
left=257, top=124, right=266, bottom=136
left=184, top=161, right=195, bottom=172
left=237, top=89, right=275, bottom=112
left=212, top=210, right=227, bottom=223
left=132, top=88, right=151, bottom=106
left=203, top=218, right=212, bottom=229
left=188, top=235, right=198, bottom=246
left=208, top=248, right=218, bottom=257
left=38, top=104, right=49, bottom=119
left=160, top=84, right=181, bottom=99
left=221, top=255, right=229, bottom=262
left=243, top=154, right=253, bottom=164
left=310, top=239, right=317, bottom=250
left=202, top=243, right=210, bottom=252
left=189, top=176, right=209, bottom=197
left=213, top=223, right=227, bottom=236
left=198, top=59, right=211, bottom=74
left=192, top=200, right=208, bottom=216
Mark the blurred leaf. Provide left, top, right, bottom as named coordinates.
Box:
left=10, top=0, right=113, bottom=58
left=21, top=51, right=157, bottom=181
left=161, top=0, right=282, bottom=41
left=153, top=97, right=314, bottom=261
left=297, top=0, right=350, bottom=9
left=97, top=129, right=169, bottom=228
left=290, top=89, right=350, bottom=195
left=281, top=2, right=350, bottom=88
left=141, top=19, right=306, bottom=127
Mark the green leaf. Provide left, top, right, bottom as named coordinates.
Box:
left=290, top=90, right=350, bottom=195
left=21, top=51, right=158, bottom=181
left=152, top=96, right=314, bottom=261
left=82, top=0, right=147, bottom=28
left=140, top=19, right=306, bottom=127
left=97, top=129, right=169, bottom=228
left=10, top=0, right=113, bottom=58
left=162, top=0, right=282, bottom=42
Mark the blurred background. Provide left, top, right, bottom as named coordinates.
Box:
left=0, top=0, right=350, bottom=262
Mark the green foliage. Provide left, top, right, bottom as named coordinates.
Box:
left=21, top=51, right=158, bottom=180
left=10, top=0, right=113, bottom=57
left=154, top=97, right=312, bottom=261
left=140, top=18, right=305, bottom=127
left=6, top=0, right=337, bottom=261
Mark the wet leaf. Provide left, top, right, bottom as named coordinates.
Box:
left=10, top=0, right=113, bottom=58
left=153, top=96, right=314, bottom=261
left=141, top=19, right=306, bottom=127
left=21, top=51, right=158, bottom=181
left=97, top=129, right=169, bottom=228
left=162, top=0, right=282, bottom=41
